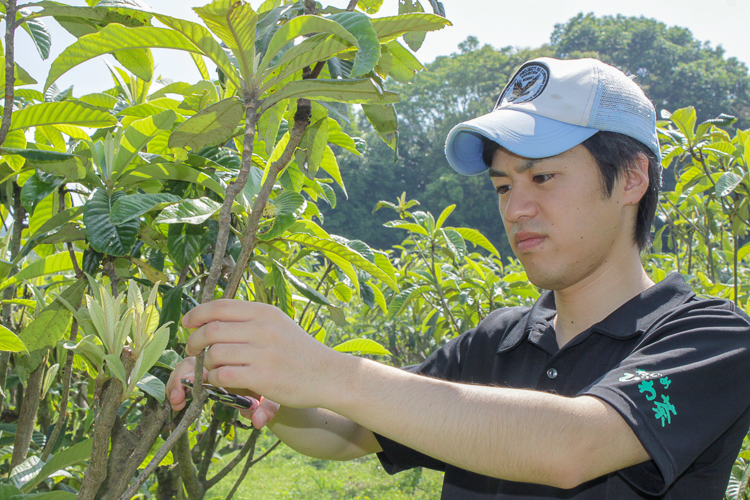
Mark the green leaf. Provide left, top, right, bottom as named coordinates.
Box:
left=136, top=373, right=166, bottom=402
left=319, top=146, right=347, bottom=197
left=326, top=305, right=347, bottom=327
left=0, top=147, right=74, bottom=162
left=383, top=40, right=424, bottom=83
left=0, top=252, right=83, bottom=293
left=109, top=193, right=181, bottom=225
left=370, top=12, right=450, bottom=42
left=113, top=110, right=177, bottom=180
left=715, top=172, right=743, bottom=197
left=168, top=97, right=243, bottom=151
left=103, top=354, right=128, bottom=384
left=282, top=233, right=398, bottom=291
left=279, top=264, right=332, bottom=306
left=0, top=325, right=27, bottom=353
left=119, top=163, right=225, bottom=196
left=20, top=173, right=63, bottom=216
left=19, top=12, right=52, bottom=60
left=357, top=0, right=384, bottom=14
left=449, top=227, right=501, bottom=259
left=333, top=338, right=390, bottom=356
left=261, top=33, right=350, bottom=89
left=435, top=204, right=455, bottom=230
left=9, top=101, right=117, bottom=130
left=194, top=0, right=257, bottom=83
left=268, top=262, right=294, bottom=317
left=362, top=103, right=397, bottom=151
left=669, top=107, right=697, bottom=143
left=258, top=15, right=357, bottom=77
left=398, top=0, right=426, bottom=51
left=20, top=439, right=93, bottom=493
left=155, top=197, right=222, bottom=225
left=261, top=78, right=399, bottom=113
left=441, top=228, right=466, bottom=262
left=84, top=189, right=140, bottom=256
left=0, top=55, right=37, bottom=89
left=384, top=219, right=428, bottom=235
left=259, top=192, right=307, bottom=241
left=387, top=284, right=431, bottom=320
left=329, top=12, right=380, bottom=77
left=45, top=24, right=224, bottom=90
left=113, top=47, right=154, bottom=83
left=19, top=279, right=86, bottom=353
left=134, top=328, right=169, bottom=386
left=9, top=456, right=42, bottom=490
left=167, top=223, right=205, bottom=269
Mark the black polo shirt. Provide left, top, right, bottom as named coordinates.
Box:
left=375, top=273, right=750, bottom=499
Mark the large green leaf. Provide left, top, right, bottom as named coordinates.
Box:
left=21, top=438, right=93, bottom=493
left=328, top=12, right=380, bottom=77
left=20, top=172, right=63, bottom=216
left=113, top=47, right=154, bottom=82
left=45, top=24, right=218, bottom=90
left=9, top=101, right=116, bottom=130
left=113, top=109, right=177, bottom=180
left=194, top=0, right=257, bottom=83
left=19, top=279, right=86, bottom=353
left=282, top=233, right=398, bottom=291
left=0, top=252, right=83, bottom=293
left=258, top=15, right=358, bottom=77
left=119, top=163, right=225, bottom=196
left=109, top=193, right=181, bottom=225
left=715, top=172, right=743, bottom=197
left=0, top=55, right=37, bottom=90
left=0, top=325, right=27, bottom=353
left=383, top=40, right=425, bottom=83
left=168, top=97, right=243, bottom=151
left=155, top=197, right=222, bottom=225
left=370, top=13, right=451, bottom=42
left=261, top=78, right=398, bottom=112
left=83, top=189, right=140, bottom=256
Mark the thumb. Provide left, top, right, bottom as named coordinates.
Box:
left=241, top=397, right=280, bottom=429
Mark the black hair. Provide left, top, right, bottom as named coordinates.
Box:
left=481, top=132, right=661, bottom=252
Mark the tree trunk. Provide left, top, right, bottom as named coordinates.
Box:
left=9, top=361, right=44, bottom=471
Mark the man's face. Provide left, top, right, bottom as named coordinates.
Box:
left=489, top=144, right=637, bottom=291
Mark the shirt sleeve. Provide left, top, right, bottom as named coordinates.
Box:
left=580, top=299, right=750, bottom=496
left=375, top=331, right=475, bottom=474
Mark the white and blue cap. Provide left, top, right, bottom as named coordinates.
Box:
left=444, top=57, right=660, bottom=175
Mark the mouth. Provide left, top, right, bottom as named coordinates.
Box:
left=514, top=232, right=545, bottom=252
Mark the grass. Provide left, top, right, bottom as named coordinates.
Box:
left=204, top=430, right=444, bottom=500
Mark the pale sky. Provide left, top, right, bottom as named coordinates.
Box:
left=14, top=0, right=750, bottom=96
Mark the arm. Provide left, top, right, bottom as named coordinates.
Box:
left=183, top=300, right=650, bottom=488
left=266, top=406, right=381, bottom=461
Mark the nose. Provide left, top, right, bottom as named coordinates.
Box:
left=500, top=184, right=538, bottom=223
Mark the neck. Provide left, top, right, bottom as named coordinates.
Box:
left=552, top=252, right=654, bottom=348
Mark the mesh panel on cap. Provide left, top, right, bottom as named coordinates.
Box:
left=587, top=65, right=659, bottom=158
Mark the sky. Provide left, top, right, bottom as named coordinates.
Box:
left=14, top=0, right=750, bottom=96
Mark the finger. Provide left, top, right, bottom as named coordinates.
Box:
left=206, top=365, right=250, bottom=393
left=240, top=397, right=279, bottom=429
left=203, top=343, right=250, bottom=371
left=185, top=320, right=247, bottom=356
left=166, top=358, right=196, bottom=408
left=183, top=300, right=274, bottom=329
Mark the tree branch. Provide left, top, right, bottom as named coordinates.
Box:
left=175, top=431, right=204, bottom=500
left=223, top=100, right=312, bottom=299
left=205, top=427, right=260, bottom=489
left=9, top=358, right=45, bottom=470
left=0, top=0, right=17, bottom=147
left=202, top=94, right=259, bottom=303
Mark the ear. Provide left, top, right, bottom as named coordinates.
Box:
left=621, top=153, right=650, bottom=206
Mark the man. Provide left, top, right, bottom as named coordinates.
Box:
left=167, top=58, right=750, bottom=499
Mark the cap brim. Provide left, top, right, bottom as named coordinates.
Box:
left=444, top=109, right=599, bottom=175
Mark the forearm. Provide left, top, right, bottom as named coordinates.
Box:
left=323, top=356, right=647, bottom=488
left=267, top=405, right=381, bottom=461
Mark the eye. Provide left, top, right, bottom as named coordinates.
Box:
left=496, top=185, right=511, bottom=195
left=533, top=173, right=555, bottom=184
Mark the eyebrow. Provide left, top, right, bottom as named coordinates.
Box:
left=488, top=158, right=542, bottom=178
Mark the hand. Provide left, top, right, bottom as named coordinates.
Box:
left=182, top=299, right=343, bottom=409
left=165, top=354, right=280, bottom=429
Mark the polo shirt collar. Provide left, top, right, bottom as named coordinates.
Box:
left=496, top=273, right=695, bottom=354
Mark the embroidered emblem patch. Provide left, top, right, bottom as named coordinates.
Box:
left=496, top=62, right=549, bottom=108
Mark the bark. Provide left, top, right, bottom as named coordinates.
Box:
left=175, top=431, right=204, bottom=500
left=9, top=360, right=45, bottom=471
left=0, top=0, right=17, bottom=147
left=99, top=398, right=172, bottom=500
left=196, top=408, right=221, bottom=481
left=155, top=465, right=183, bottom=500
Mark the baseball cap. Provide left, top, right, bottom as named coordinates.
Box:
left=444, top=57, right=660, bottom=175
